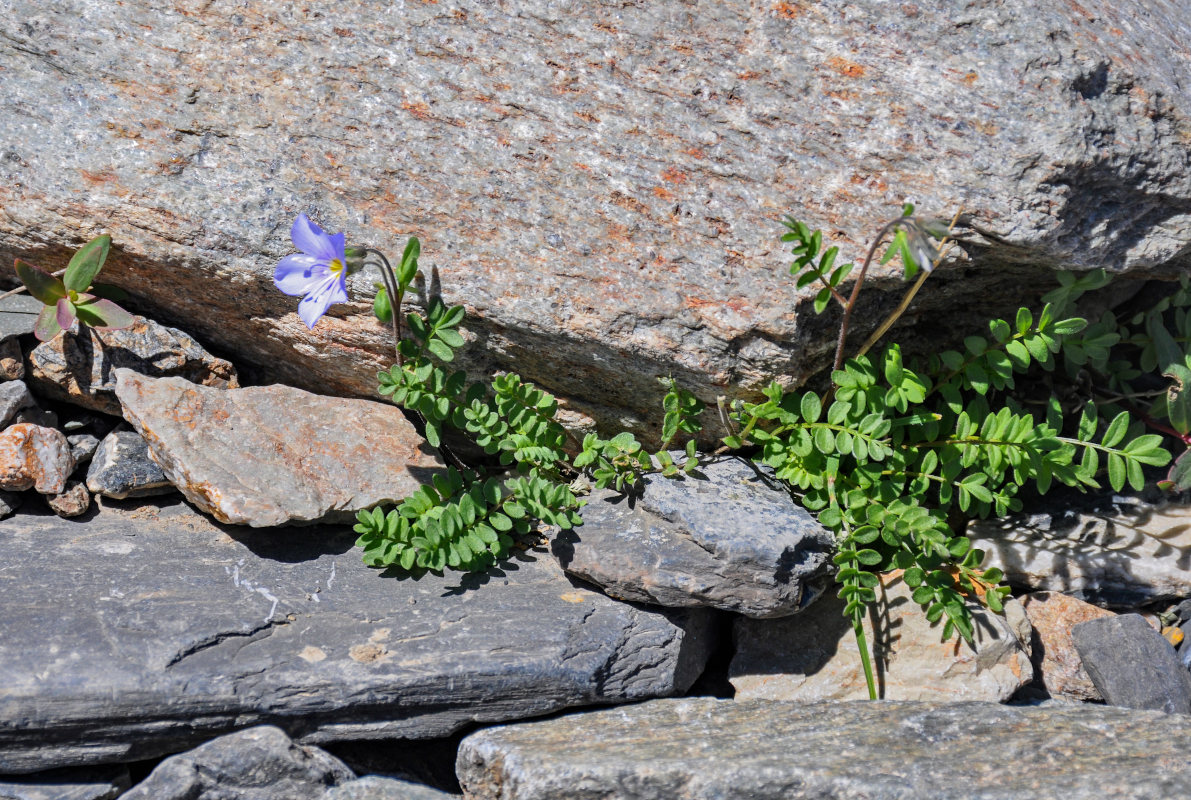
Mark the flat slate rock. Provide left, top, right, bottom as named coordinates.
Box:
left=730, top=573, right=1033, bottom=702
left=114, top=370, right=446, bottom=526
left=0, top=501, right=713, bottom=773
left=969, top=491, right=1191, bottom=607
left=2, top=1, right=1188, bottom=441
left=556, top=457, right=833, bottom=617
left=0, top=294, right=40, bottom=342
left=1072, top=613, right=1191, bottom=714
left=457, top=698, right=1191, bottom=800
left=325, top=776, right=459, bottom=800
left=0, top=765, right=129, bottom=800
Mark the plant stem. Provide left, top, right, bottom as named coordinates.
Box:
left=852, top=611, right=878, bottom=700
left=834, top=218, right=903, bottom=372
left=365, top=248, right=403, bottom=365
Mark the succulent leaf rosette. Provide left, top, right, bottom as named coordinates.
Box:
left=14, top=235, right=134, bottom=341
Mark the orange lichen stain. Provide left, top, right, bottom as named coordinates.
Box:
left=1110, top=27, right=1123, bottom=35
left=737, top=70, right=762, bottom=80
left=850, top=173, right=888, bottom=192
left=661, top=166, right=688, bottom=184
left=574, top=110, right=600, bottom=123
left=610, top=190, right=651, bottom=215
left=961, top=71, right=978, bottom=85
left=1009, top=655, right=1023, bottom=679
left=772, top=1, right=804, bottom=19
left=79, top=169, right=119, bottom=185
left=594, top=21, right=618, bottom=34
left=826, top=56, right=865, bottom=78
left=560, top=592, right=587, bottom=603
left=673, top=43, right=694, bottom=55
left=332, top=27, right=353, bottom=37
left=574, top=163, right=592, bottom=172
left=652, top=186, right=674, bottom=200
left=402, top=101, right=433, bottom=121
left=684, top=146, right=705, bottom=159
left=825, top=89, right=859, bottom=101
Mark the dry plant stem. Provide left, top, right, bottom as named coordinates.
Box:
left=365, top=248, right=403, bottom=366
left=833, top=218, right=903, bottom=372
left=0, top=267, right=67, bottom=302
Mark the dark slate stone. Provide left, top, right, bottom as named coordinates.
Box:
left=0, top=765, right=129, bottom=800
left=0, top=294, right=40, bottom=342
left=555, top=457, right=833, bottom=617
left=457, top=698, right=1191, bottom=800
left=84, top=428, right=175, bottom=500
left=119, top=726, right=354, bottom=800
left=66, top=434, right=100, bottom=468
left=1072, top=614, right=1191, bottom=714
left=0, top=501, right=712, bottom=772
left=0, top=489, right=21, bottom=519
left=0, top=380, right=34, bottom=428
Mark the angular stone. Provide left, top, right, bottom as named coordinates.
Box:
left=47, top=480, right=91, bottom=518
left=11, top=405, right=57, bottom=429
left=26, top=316, right=238, bottom=416
left=0, top=489, right=21, bottom=519
left=0, top=500, right=713, bottom=772
left=119, top=726, right=355, bottom=800
left=325, top=776, right=458, bottom=800
left=85, top=428, right=175, bottom=500
left=1020, top=591, right=1115, bottom=701
left=729, top=573, right=1033, bottom=702
left=0, top=337, right=23, bottom=380
left=2, top=2, right=1190, bottom=438
left=67, top=433, right=100, bottom=467
left=0, top=294, right=40, bottom=342
left=114, top=369, right=445, bottom=526
left=0, top=423, right=74, bottom=494
left=555, top=457, right=833, bottom=617
left=457, top=698, right=1191, bottom=800
left=969, top=491, right=1191, bottom=607
left=0, top=379, right=34, bottom=427
left=1072, top=613, right=1191, bottom=714
left=0, top=764, right=130, bottom=800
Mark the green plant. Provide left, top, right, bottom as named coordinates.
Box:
left=272, top=215, right=704, bottom=574
left=724, top=205, right=1172, bottom=698
left=12, top=235, right=134, bottom=341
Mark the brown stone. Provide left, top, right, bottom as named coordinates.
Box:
left=729, top=573, right=1034, bottom=702
left=113, top=369, right=445, bottom=527
left=27, top=316, right=238, bottom=416
left=0, top=423, right=74, bottom=494
left=47, top=480, right=91, bottom=518
left=1021, top=591, right=1116, bottom=701
left=0, top=338, right=22, bottom=381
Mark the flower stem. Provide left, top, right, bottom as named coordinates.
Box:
left=365, top=248, right=403, bottom=366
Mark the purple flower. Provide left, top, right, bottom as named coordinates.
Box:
left=274, top=213, right=350, bottom=328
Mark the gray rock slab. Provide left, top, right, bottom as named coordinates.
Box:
left=968, top=491, right=1191, bottom=607
left=119, top=725, right=355, bottom=800
left=0, top=380, right=34, bottom=428
left=325, top=777, right=458, bottom=800
left=84, top=428, right=175, bottom=500
left=0, top=765, right=129, bottom=800
left=26, top=316, right=238, bottom=417
left=1, top=2, right=1189, bottom=441
left=0, top=295, right=40, bottom=342
left=0, top=489, right=21, bottom=519
left=556, top=457, right=833, bottom=617
left=730, top=573, right=1033, bottom=702
left=457, top=698, right=1191, bottom=800
left=0, top=501, right=713, bottom=773
left=1072, top=613, right=1191, bottom=714
left=114, top=370, right=446, bottom=526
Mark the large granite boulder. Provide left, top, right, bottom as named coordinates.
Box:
left=1, top=1, right=1188, bottom=439
left=0, top=501, right=713, bottom=773
left=457, top=698, right=1191, bottom=800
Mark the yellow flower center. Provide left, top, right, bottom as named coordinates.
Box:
left=329, top=258, right=345, bottom=275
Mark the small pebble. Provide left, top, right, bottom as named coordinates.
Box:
left=48, top=480, right=91, bottom=518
